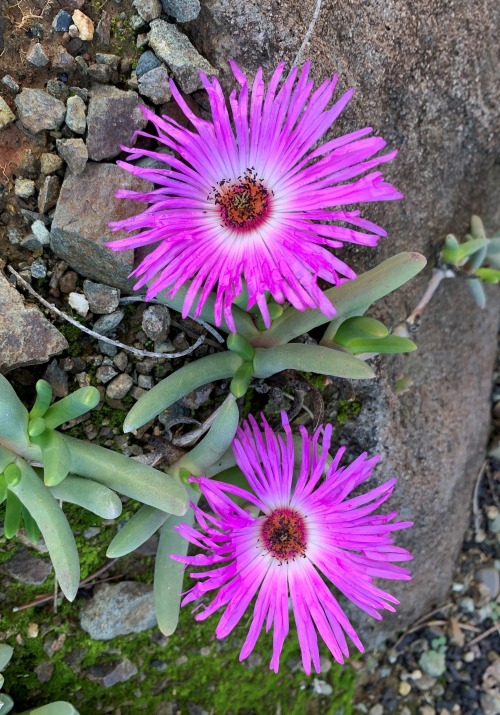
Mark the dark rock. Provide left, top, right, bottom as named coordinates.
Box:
left=83, top=280, right=120, bottom=314
left=147, top=20, right=217, bottom=94
left=87, top=63, right=112, bottom=83
left=133, top=0, right=162, bottom=22
left=85, top=658, right=138, bottom=688
left=50, top=162, right=152, bottom=290
left=46, top=79, right=69, bottom=102
left=66, top=37, right=84, bottom=56
left=96, top=10, right=111, bottom=45
left=93, top=310, right=124, bottom=335
left=95, top=53, right=120, bottom=70
left=38, top=175, right=60, bottom=214
left=28, top=23, right=43, bottom=39
left=34, top=661, right=55, bottom=684
left=135, top=50, right=161, bottom=78
left=26, top=42, right=49, bottom=67
left=138, top=65, right=172, bottom=105
left=141, top=305, right=171, bottom=341
left=69, top=86, right=88, bottom=102
left=79, top=581, right=156, bottom=639
left=0, top=273, right=68, bottom=373
left=2, top=75, right=19, bottom=93
left=43, top=358, right=69, bottom=397
left=15, top=89, right=65, bottom=134
left=52, top=45, right=77, bottom=72
left=53, top=10, right=73, bottom=32
left=86, top=85, right=147, bottom=161
left=56, top=137, right=88, bottom=175
left=58, top=270, right=78, bottom=294
left=4, top=548, right=52, bottom=585
left=161, top=0, right=200, bottom=22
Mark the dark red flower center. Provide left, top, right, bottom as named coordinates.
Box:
left=212, top=169, right=271, bottom=232
left=261, top=508, right=307, bottom=562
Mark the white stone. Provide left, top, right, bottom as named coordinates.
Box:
left=68, top=292, right=90, bottom=317
left=72, top=10, right=94, bottom=41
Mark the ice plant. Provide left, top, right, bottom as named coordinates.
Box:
left=108, top=62, right=403, bottom=331
left=174, top=412, right=413, bottom=673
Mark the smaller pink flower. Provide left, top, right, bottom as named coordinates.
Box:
left=173, top=412, right=413, bottom=673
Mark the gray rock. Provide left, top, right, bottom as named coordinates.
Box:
left=133, top=0, right=162, bottom=22
left=129, top=14, right=147, bottom=31
left=52, top=10, right=73, bottom=32
left=135, top=50, right=161, bottom=78
left=34, top=661, right=55, bottom=684
left=26, top=42, right=49, bottom=67
left=46, top=79, right=69, bottom=102
left=38, top=175, right=60, bottom=214
left=85, top=658, right=138, bottom=687
left=136, top=33, right=148, bottom=49
left=40, top=152, right=63, bottom=175
left=15, top=89, right=65, bottom=134
left=2, top=75, right=19, bottom=93
left=30, top=258, right=47, bottom=279
left=161, top=0, right=200, bottom=22
left=98, top=339, right=117, bottom=357
left=96, top=364, right=118, bottom=384
left=106, top=373, right=133, bottom=399
left=7, top=227, right=24, bottom=245
left=88, top=63, right=112, bottom=83
left=419, top=651, right=446, bottom=678
left=43, top=359, right=69, bottom=397
left=86, top=85, right=147, bottom=161
left=93, top=310, right=124, bottom=335
left=95, top=10, right=111, bottom=45
left=65, top=95, right=86, bottom=134
left=475, top=566, right=500, bottom=599
left=69, top=86, right=88, bottom=102
left=52, top=45, right=77, bottom=73
left=83, top=280, right=120, bottom=314
left=31, top=220, right=50, bottom=245
left=138, top=65, right=172, bottom=105
left=95, top=53, right=120, bottom=70
left=21, top=235, right=44, bottom=251
left=79, top=581, right=156, bottom=639
left=0, top=273, right=67, bottom=373
left=0, top=96, right=15, bottom=128
left=147, top=20, right=217, bottom=94
left=137, top=374, right=153, bottom=389
left=181, top=384, right=213, bottom=409
left=56, top=138, right=88, bottom=175
left=113, top=352, right=128, bottom=371
left=50, top=163, right=152, bottom=290
left=14, top=178, right=36, bottom=199
left=5, top=548, right=52, bottom=585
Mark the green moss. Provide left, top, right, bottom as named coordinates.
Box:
left=110, top=17, right=141, bottom=62
left=336, top=400, right=362, bottom=426
left=57, top=323, right=83, bottom=357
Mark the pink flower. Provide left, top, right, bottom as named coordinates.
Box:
left=108, top=62, right=402, bottom=331
left=173, top=412, right=413, bottom=673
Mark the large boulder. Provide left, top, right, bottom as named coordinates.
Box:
left=188, top=0, right=500, bottom=639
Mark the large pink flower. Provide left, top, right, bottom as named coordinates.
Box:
left=108, top=62, right=403, bottom=331
left=173, top=413, right=413, bottom=673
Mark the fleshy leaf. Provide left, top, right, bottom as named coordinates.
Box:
left=21, top=504, right=41, bottom=544
left=0, top=693, right=14, bottom=714
left=4, top=491, right=22, bottom=539
left=0, top=375, right=30, bottom=453
left=29, top=380, right=53, bottom=420
left=32, top=430, right=72, bottom=487
left=0, top=644, right=13, bottom=670
left=344, top=336, right=417, bottom=355
left=107, top=506, right=169, bottom=558
left=253, top=344, right=375, bottom=380
left=43, top=387, right=100, bottom=430
left=19, top=703, right=80, bottom=715
left=475, top=267, right=500, bottom=284
left=466, top=278, right=486, bottom=308
left=230, top=361, right=254, bottom=397
left=334, top=316, right=389, bottom=347
left=124, top=352, right=243, bottom=432
left=49, top=476, right=123, bottom=520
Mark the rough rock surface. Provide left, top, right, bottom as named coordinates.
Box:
left=86, top=85, right=147, bottom=161
left=138, top=65, right=172, bottom=105
left=56, top=137, right=88, bottom=175
left=15, top=89, right=65, bottom=134
left=161, top=0, right=200, bottom=22
left=4, top=548, right=52, bottom=585
left=188, top=0, right=500, bottom=640
left=79, top=581, right=156, bottom=639
left=50, top=162, right=152, bottom=290
left=0, top=272, right=68, bottom=374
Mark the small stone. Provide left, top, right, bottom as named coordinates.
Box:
left=80, top=581, right=156, bottom=639
left=142, top=305, right=171, bottom=341
left=181, top=384, right=213, bottom=409
left=95, top=52, right=120, bottom=70
left=106, top=373, right=133, bottom=399
left=147, top=20, right=217, bottom=94
left=312, top=678, right=333, bottom=696
left=93, top=310, right=124, bottom=335
left=136, top=33, right=148, bottom=49
left=129, top=14, right=146, bottom=31
left=21, top=234, right=43, bottom=251
left=26, top=42, right=49, bottom=67
left=86, top=658, right=138, bottom=688
left=5, top=548, right=52, bottom=585
left=15, top=178, right=36, bottom=199
left=69, top=86, right=89, bottom=102
left=7, top=227, right=23, bottom=245
left=29, top=22, right=44, bottom=39
left=40, top=152, right=63, bottom=175
left=319, top=656, right=331, bottom=674
left=52, top=45, right=77, bottom=72
left=138, top=65, right=172, bottom=105
left=43, top=633, right=66, bottom=657
left=83, top=281, right=120, bottom=314
left=31, top=258, right=47, bottom=279
left=68, top=292, right=89, bottom=316
left=419, top=708, right=436, bottom=715
left=475, top=565, right=500, bottom=599
left=53, top=10, right=73, bottom=32
left=137, top=374, right=153, bottom=389
left=369, top=707, right=384, bottom=715
left=398, top=680, right=412, bottom=696
left=35, top=661, right=55, bottom=684
left=16, top=89, right=66, bottom=134
left=99, top=340, right=117, bottom=357
left=489, top=515, right=500, bottom=534
left=161, top=0, right=200, bottom=22
left=96, top=10, right=111, bottom=44
left=43, top=359, right=69, bottom=397
left=86, top=85, right=147, bottom=161
left=65, top=95, right=86, bottom=134
left=27, top=622, right=39, bottom=638
left=83, top=526, right=101, bottom=539
left=416, top=673, right=437, bottom=690
left=96, top=364, right=118, bottom=383
left=72, top=10, right=94, bottom=40
left=113, top=352, right=128, bottom=371
left=56, top=137, right=88, bottom=175
left=133, top=0, right=162, bottom=22
left=463, top=651, right=475, bottom=663
left=88, top=63, right=112, bottom=83
left=135, top=50, right=161, bottom=78
left=2, top=75, right=19, bottom=93
left=59, top=270, right=78, bottom=294
left=0, top=96, right=15, bottom=128
left=38, top=175, right=61, bottom=213
left=419, top=650, right=446, bottom=677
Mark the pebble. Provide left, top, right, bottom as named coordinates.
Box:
left=56, top=138, right=88, bottom=175
left=137, top=374, right=153, bottom=390
left=27, top=623, right=39, bottom=638
left=46, top=79, right=69, bottom=102
left=34, top=661, right=55, bottom=684
left=113, top=352, right=128, bottom=371
left=52, top=45, right=77, bottom=73
left=106, top=374, right=134, bottom=399
left=26, top=42, right=49, bottom=67
left=475, top=565, right=500, bottom=599
left=5, top=548, right=52, bottom=585
left=85, top=658, right=138, bottom=688
left=83, top=280, right=120, bottom=314
left=138, top=65, right=172, bottom=105
left=141, top=304, right=171, bottom=341
left=96, top=10, right=111, bottom=44
left=68, top=292, right=89, bottom=316
left=419, top=708, right=436, bottom=715
left=96, top=364, right=118, bottom=384
left=15, top=178, right=36, bottom=199
left=43, top=359, right=69, bottom=397
left=99, top=340, right=117, bottom=357
left=136, top=33, right=149, bottom=49
left=133, top=0, right=162, bottom=21
left=15, top=89, right=66, bottom=134
left=83, top=526, right=101, bottom=539
left=93, top=310, right=125, bottom=335
left=415, top=673, right=437, bottom=690
left=59, top=270, right=78, bottom=294
left=52, top=9, right=73, bottom=32
left=0, top=96, right=15, bottom=129
left=65, top=95, right=86, bottom=134
left=88, top=63, right=112, bottom=83
left=419, top=650, right=447, bottom=677
left=40, top=152, right=64, bottom=175
left=135, top=50, right=162, bottom=78
left=489, top=515, right=500, bottom=534
left=80, top=581, right=156, bottom=639
left=312, top=678, right=333, bottom=696
left=69, top=86, right=89, bottom=102
left=21, top=234, right=44, bottom=251
left=161, top=0, right=200, bottom=21
left=95, top=52, right=120, bottom=70
left=369, top=707, right=384, bottom=715
left=398, top=680, right=412, bottom=696
left=72, top=10, right=94, bottom=40
left=2, top=75, right=19, bottom=92
left=30, top=258, right=47, bottom=279
left=38, top=175, right=61, bottom=214
left=129, top=14, right=146, bottom=31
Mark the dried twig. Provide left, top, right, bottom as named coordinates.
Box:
left=8, top=266, right=205, bottom=359
left=394, top=267, right=455, bottom=337
left=394, top=603, right=453, bottom=647
left=466, top=622, right=500, bottom=647
left=294, top=0, right=323, bottom=66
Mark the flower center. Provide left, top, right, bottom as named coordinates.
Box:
left=212, top=169, right=271, bottom=232
left=261, top=508, right=307, bottom=562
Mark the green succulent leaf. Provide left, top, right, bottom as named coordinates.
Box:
left=470, top=215, right=486, bottom=240
left=0, top=375, right=30, bottom=453
left=342, top=335, right=417, bottom=355
left=253, top=344, right=375, bottom=380
left=21, top=504, right=41, bottom=544
left=28, top=417, right=47, bottom=438
left=29, top=380, right=53, bottom=420
left=49, top=476, right=122, bottom=520
left=334, top=316, right=389, bottom=347
left=124, top=352, right=243, bottom=432
left=227, top=333, right=255, bottom=361
left=4, top=491, right=22, bottom=539
left=62, top=435, right=188, bottom=516
left=43, top=387, right=100, bottom=430
left=0, top=475, right=7, bottom=504
left=31, top=430, right=72, bottom=487
left=0, top=446, right=15, bottom=474
left=441, top=234, right=459, bottom=264
left=0, top=644, right=13, bottom=670
left=107, top=505, right=169, bottom=558
left=4, top=463, right=22, bottom=488
left=475, top=267, right=500, bottom=284
left=10, top=459, right=80, bottom=601
left=154, top=490, right=199, bottom=636
left=230, top=361, right=254, bottom=397
left=0, top=693, right=14, bottom=714
left=19, top=703, right=80, bottom=715
left=486, top=237, right=500, bottom=256
left=451, top=238, right=489, bottom=266
left=467, top=278, right=486, bottom=308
